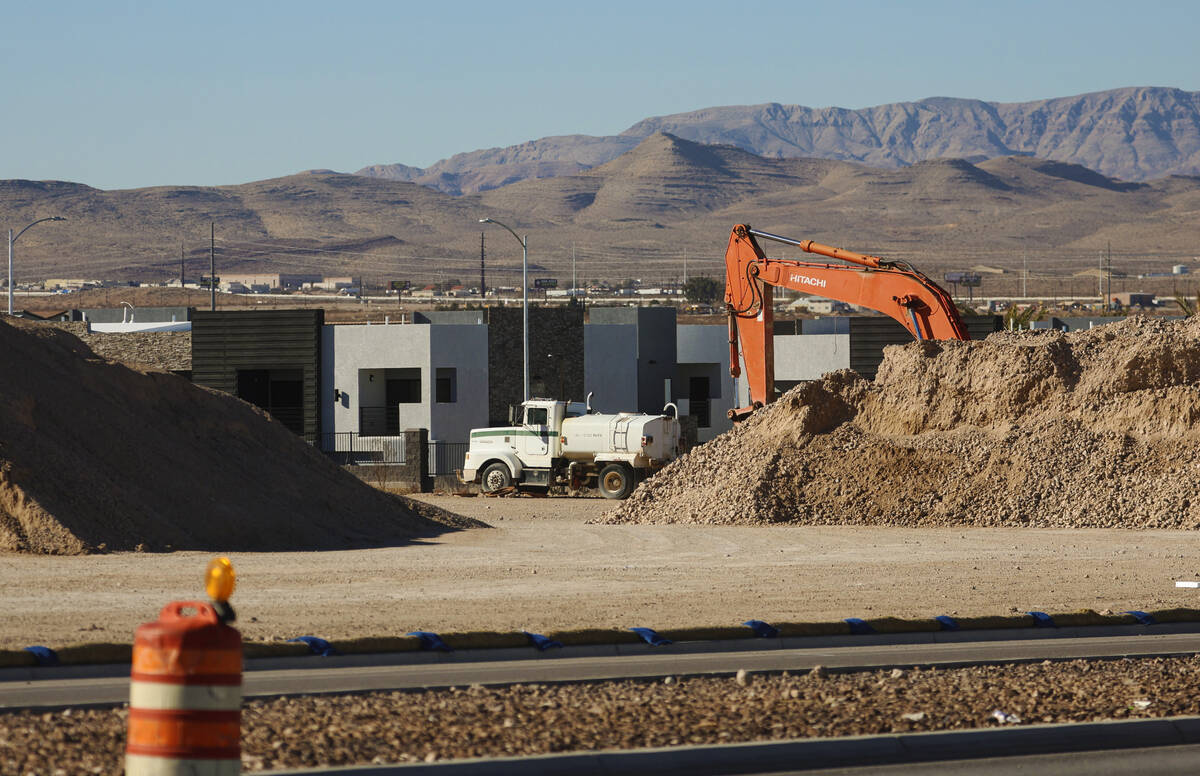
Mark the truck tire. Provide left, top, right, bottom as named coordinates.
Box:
left=598, top=463, right=635, bottom=500
left=481, top=462, right=513, bottom=493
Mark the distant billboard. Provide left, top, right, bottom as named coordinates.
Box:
left=534, top=278, right=558, bottom=289
left=943, top=272, right=982, bottom=287
left=389, top=280, right=411, bottom=291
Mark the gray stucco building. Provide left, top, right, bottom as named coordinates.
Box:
left=321, top=321, right=489, bottom=454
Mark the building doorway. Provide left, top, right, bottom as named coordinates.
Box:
left=689, top=375, right=711, bottom=429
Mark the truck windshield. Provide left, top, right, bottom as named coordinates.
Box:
left=525, top=407, right=548, bottom=426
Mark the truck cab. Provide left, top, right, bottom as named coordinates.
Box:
left=461, top=399, right=578, bottom=491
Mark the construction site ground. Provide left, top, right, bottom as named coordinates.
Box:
left=4, top=494, right=1200, bottom=652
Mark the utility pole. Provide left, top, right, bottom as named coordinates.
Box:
left=1106, top=240, right=1112, bottom=308
left=683, top=248, right=688, bottom=284
left=1098, top=249, right=1103, bottom=301
left=209, top=221, right=215, bottom=311
left=479, top=232, right=486, bottom=301
left=571, top=243, right=576, bottom=297
left=179, top=242, right=185, bottom=287
left=1022, top=248, right=1027, bottom=298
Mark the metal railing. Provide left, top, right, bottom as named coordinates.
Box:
left=305, top=433, right=464, bottom=475
left=428, top=441, right=468, bottom=476
left=305, top=432, right=406, bottom=466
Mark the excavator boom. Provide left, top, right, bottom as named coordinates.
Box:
left=725, top=224, right=969, bottom=418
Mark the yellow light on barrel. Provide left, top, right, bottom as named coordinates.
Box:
left=205, top=557, right=236, bottom=603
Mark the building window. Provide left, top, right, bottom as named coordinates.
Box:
left=387, top=370, right=421, bottom=404
left=236, top=368, right=304, bottom=434
left=435, top=367, right=457, bottom=403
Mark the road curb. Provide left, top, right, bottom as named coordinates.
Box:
left=4, top=608, right=1199, bottom=671
left=261, top=715, right=1200, bottom=775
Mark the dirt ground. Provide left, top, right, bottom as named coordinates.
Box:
left=4, top=495, right=1200, bottom=651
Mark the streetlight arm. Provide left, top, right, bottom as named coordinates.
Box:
left=13, top=216, right=66, bottom=244
left=8, top=216, right=65, bottom=316
left=479, top=218, right=524, bottom=249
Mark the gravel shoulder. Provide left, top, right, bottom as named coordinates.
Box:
left=3, top=494, right=1200, bottom=651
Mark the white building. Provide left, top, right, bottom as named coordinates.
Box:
left=735, top=332, right=850, bottom=407
left=583, top=307, right=736, bottom=444
left=321, top=322, right=489, bottom=461
left=676, top=325, right=736, bottom=443
left=785, top=297, right=852, bottom=314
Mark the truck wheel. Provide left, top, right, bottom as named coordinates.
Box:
left=481, top=462, right=512, bottom=493
left=598, top=463, right=634, bottom=500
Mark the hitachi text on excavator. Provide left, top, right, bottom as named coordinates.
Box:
left=725, top=224, right=970, bottom=421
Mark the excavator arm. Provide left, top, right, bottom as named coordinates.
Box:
left=725, top=224, right=969, bottom=419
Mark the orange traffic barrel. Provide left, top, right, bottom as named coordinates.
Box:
left=125, top=600, right=242, bottom=775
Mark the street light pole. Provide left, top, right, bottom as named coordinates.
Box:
left=8, top=216, right=66, bottom=316
left=479, top=218, right=529, bottom=402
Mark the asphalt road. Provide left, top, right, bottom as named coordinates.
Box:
left=801, top=744, right=1200, bottom=775
left=261, top=729, right=1200, bottom=775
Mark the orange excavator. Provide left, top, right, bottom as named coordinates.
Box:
left=725, top=224, right=970, bottom=421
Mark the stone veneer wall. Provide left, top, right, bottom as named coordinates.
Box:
left=487, top=305, right=584, bottom=426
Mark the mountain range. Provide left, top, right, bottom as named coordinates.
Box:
left=4, top=129, right=1199, bottom=285
left=357, top=87, right=1200, bottom=194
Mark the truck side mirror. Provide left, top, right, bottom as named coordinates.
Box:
left=508, top=405, right=516, bottom=425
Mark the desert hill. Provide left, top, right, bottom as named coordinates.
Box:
left=478, top=134, right=840, bottom=224
left=361, top=87, right=1200, bottom=194
left=0, top=172, right=524, bottom=281
left=4, top=132, right=1200, bottom=285
left=358, top=135, right=639, bottom=196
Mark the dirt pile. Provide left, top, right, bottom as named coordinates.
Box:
left=0, top=318, right=482, bottom=554
left=609, top=316, right=1200, bottom=529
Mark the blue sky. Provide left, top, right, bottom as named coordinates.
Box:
left=2, top=0, right=1196, bottom=190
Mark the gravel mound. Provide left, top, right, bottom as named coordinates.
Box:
left=64, top=325, right=191, bottom=373
left=608, top=316, right=1200, bottom=528
left=0, top=318, right=482, bottom=554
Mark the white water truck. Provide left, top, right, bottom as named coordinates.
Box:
left=460, top=394, right=682, bottom=499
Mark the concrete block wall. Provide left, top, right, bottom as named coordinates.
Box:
left=487, top=306, right=584, bottom=425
